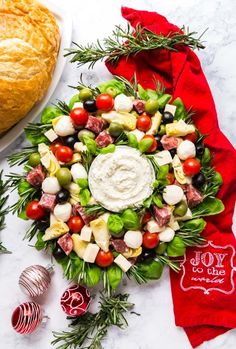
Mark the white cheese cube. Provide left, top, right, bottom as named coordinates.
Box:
left=80, top=226, right=92, bottom=242
left=159, top=227, right=175, bottom=242
left=83, top=243, right=100, bottom=263
left=176, top=208, right=193, bottom=221
left=74, top=142, right=87, bottom=153
left=50, top=213, right=58, bottom=226
left=168, top=216, right=180, bottom=231
left=41, top=153, right=51, bottom=168
left=146, top=219, right=164, bottom=233
left=129, top=129, right=145, bottom=142
left=164, top=104, right=176, bottom=116
left=44, top=128, right=58, bottom=142
left=114, top=254, right=132, bottom=272
left=154, top=150, right=172, bottom=166
left=73, top=102, right=83, bottom=109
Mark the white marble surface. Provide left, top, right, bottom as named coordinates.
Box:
left=0, top=0, right=236, bottom=348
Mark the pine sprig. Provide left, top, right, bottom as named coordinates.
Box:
left=8, top=146, right=38, bottom=167
left=0, top=171, right=11, bottom=254
left=65, top=24, right=206, bottom=68
left=52, top=293, right=133, bottom=349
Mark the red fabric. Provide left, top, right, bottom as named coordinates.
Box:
left=106, top=7, right=236, bottom=348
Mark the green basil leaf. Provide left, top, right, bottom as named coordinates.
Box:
left=108, top=214, right=124, bottom=235
left=201, top=148, right=212, bottom=166
left=180, top=218, right=206, bottom=235
left=107, top=264, right=123, bottom=289
left=172, top=97, right=185, bottom=120
left=152, top=195, right=164, bottom=208
left=121, top=209, right=140, bottom=230
left=143, top=195, right=153, bottom=208
left=35, top=232, right=46, bottom=251
left=68, top=94, right=80, bottom=110
left=79, top=188, right=91, bottom=206
left=25, top=128, right=48, bottom=146
left=157, top=94, right=172, bottom=109
left=137, top=260, right=163, bottom=280
left=85, top=264, right=101, bottom=287
left=146, top=89, right=158, bottom=100
left=191, top=197, right=224, bottom=218
left=41, top=106, right=61, bottom=124
left=84, top=137, right=97, bottom=155
left=167, top=236, right=186, bottom=257
left=138, top=84, right=149, bottom=101
left=76, top=178, right=88, bottom=189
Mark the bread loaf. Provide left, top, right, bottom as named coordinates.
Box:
left=0, top=0, right=60, bottom=134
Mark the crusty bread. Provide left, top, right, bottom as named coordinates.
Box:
left=0, top=0, right=60, bottom=135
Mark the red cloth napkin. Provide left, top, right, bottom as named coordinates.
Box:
left=106, top=7, right=236, bottom=348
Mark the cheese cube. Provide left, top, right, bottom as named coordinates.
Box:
left=80, top=226, right=92, bottom=242
left=44, top=128, right=58, bottom=142
left=83, top=243, right=100, bottom=263
left=176, top=208, right=192, bottom=221
left=74, top=142, right=87, bottom=153
left=146, top=220, right=165, bottom=233
left=154, top=150, right=172, bottom=166
left=168, top=216, right=180, bottom=231
left=129, top=129, right=145, bottom=142
left=73, top=102, right=83, bottom=109
left=114, top=254, right=132, bottom=272
left=164, top=104, right=176, bottom=116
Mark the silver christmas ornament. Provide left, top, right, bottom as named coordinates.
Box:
left=19, top=264, right=53, bottom=297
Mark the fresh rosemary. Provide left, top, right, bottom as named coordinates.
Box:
left=156, top=255, right=181, bottom=272
left=69, top=73, right=100, bottom=95
left=8, top=146, right=38, bottom=167
left=0, top=171, right=10, bottom=254
left=65, top=24, right=206, bottom=68
left=54, top=100, right=71, bottom=115
left=114, top=74, right=138, bottom=98
left=52, top=293, right=133, bottom=349
left=83, top=204, right=106, bottom=216
left=126, top=264, right=148, bottom=284
left=114, top=131, right=129, bottom=145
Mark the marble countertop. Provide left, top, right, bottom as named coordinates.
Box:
left=0, top=0, right=236, bottom=348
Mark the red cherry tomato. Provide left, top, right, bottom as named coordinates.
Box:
left=55, top=146, right=73, bottom=163
left=184, top=131, right=198, bottom=143
left=142, top=135, right=157, bottom=153
left=142, top=210, right=152, bottom=225
left=166, top=172, right=175, bottom=184
left=26, top=200, right=45, bottom=220
left=137, top=114, right=152, bottom=132
left=70, top=107, right=89, bottom=126
left=50, top=141, right=63, bottom=154
left=142, top=232, right=160, bottom=249
left=96, top=93, right=114, bottom=111
left=68, top=216, right=84, bottom=234
left=183, top=158, right=201, bottom=176
left=95, top=250, right=114, bottom=267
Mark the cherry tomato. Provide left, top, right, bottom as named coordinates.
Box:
left=142, top=135, right=157, bottom=153
left=95, top=250, right=114, bottom=267
left=68, top=216, right=84, bottom=234
left=142, top=232, right=160, bottom=249
left=142, top=210, right=152, bottom=225
left=96, top=93, right=114, bottom=111
left=184, top=131, right=198, bottom=143
left=136, top=114, right=152, bottom=132
left=50, top=141, right=63, bottom=154
left=70, top=107, right=89, bottom=126
left=166, top=172, right=175, bottom=184
left=55, top=146, right=73, bottom=163
left=26, top=200, right=46, bottom=220
left=183, top=158, right=201, bottom=176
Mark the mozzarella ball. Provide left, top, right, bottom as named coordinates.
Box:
left=42, top=176, right=61, bottom=194
left=146, top=220, right=164, bottom=233
left=177, top=140, right=196, bottom=160
left=54, top=203, right=72, bottom=222
left=114, top=94, right=133, bottom=112
left=124, top=230, right=143, bottom=249
left=163, top=185, right=184, bottom=205
left=70, top=163, right=87, bottom=182
left=159, top=227, right=175, bottom=242
left=54, top=115, right=75, bottom=137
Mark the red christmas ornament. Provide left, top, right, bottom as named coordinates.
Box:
left=11, top=302, right=43, bottom=334
left=60, top=285, right=91, bottom=317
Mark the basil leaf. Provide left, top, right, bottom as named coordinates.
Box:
left=84, top=264, right=101, bottom=287
left=137, top=260, right=163, bottom=280
left=35, top=232, right=46, bottom=251
left=128, top=133, right=138, bottom=148
left=180, top=218, right=206, bottom=235
left=138, top=84, right=149, bottom=100
left=157, top=94, right=172, bottom=109
left=84, top=137, right=97, bottom=155
left=68, top=94, right=80, bottom=110
left=76, top=178, right=88, bottom=189
left=121, top=209, right=140, bottom=230
left=146, top=89, right=158, bottom=100
left=41, top=106, right=61, bottom=124
left=191, top=197, right=224, bottom=218
left=152, top=195, right=164, bottom=208
left=25, top=128, right=48, bottom=146
left=167, top=236, right=186, bottom=257
left=107, top=264, right=123, bottom=289
left=107, top=214, right=124, bottom=235
left=58, top=252, right=83, bottom=280
left=18, top=180, right=32, bottom=195
left=201, top=148, right=212, bottom=166
left=79, top=188, right=91, bottom=206
left=143, top=195, right=153, bottom=208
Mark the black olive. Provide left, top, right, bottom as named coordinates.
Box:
left=154, top=135, right=164, bottom=150
left=56, top=189, right=70, bottom=204
left=139, top=249, right=156, bottom=261
left=83, top=100, right=97, bottom=113
left=196, top=143, right=205, bottom=156
left=169, top=148, right=177, bottom=157
left=53, top=245, right=65, bottom=260
left=36, top=217, right=50, bottom=231
left=63, top=135, right=78, bottom=149
left=162, top=111, right=174, bottom=124
left=192, top=173, right=206, bottom=188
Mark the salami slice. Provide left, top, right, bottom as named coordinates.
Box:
left=85, top=115, right=103, bottom=134
left=95, top=131, right=114, bottom=148
left=186, top=184, right=203, bottom=207
left=111, top=239, right=129, bottom=254
left=57, top=233, right=73, bottom=256
left=39, top=193, right=56, bottom=211
left=26, top=165, right=45, bottom=188
left=72, top=203, right=96, bottom=224
left=161, top=135, right=179, bottom=150
left=153, top=206, right=171, bottom=227
left=133, top=100, right=145, bottom=114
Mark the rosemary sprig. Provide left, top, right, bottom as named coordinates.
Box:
left=83, top=204, right=106, bottom=216
left=156, top=255, right=181, bottom=272
left=24, top=221, right=39, bottom=241
left=24, top=122, right=51, bottom=144
left=52, top=293, right=134, bottom=349
left=81, top=151, right=93, bottom=173
left=114, top=131, right=129, bottom=145
left=0, top=171, right=11, bottom=254
left=114, top=74, right=138, bottom=98
left=69, top=74, right=100, bottom=95
left=65, top=24, right=206, bottom=68
left=54, top=100, right=71, bottom=115
left=126, top=264, right=148, bottom=285
left=8, top=146, right=38, bottom=167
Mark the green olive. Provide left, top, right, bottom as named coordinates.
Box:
left=28, top=153, right=41, bottom=167
left=108, top=122, right=124, bottom=137
left=78, top=129, right=95, bottom=143
left=158, top=124, right=166, bottom=135
left=56, top=168, right=72, bottom=186
left=145, top=99, right=159, bottom=114
left=155, top=242, right=167, bottom=255
left=79, top=88, right=93, bottom=102
left=173, top=201, right=188, bottom=217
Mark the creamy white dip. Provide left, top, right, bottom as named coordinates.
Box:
left=88, top=146, right=155, bottom=212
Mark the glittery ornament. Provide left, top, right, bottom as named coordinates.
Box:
left=19, top=264, right=53, bottom=297
left=11, top=302, right=43, bottom=334
left=60, top=285, right=91, bottom=317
